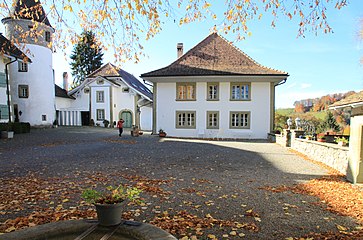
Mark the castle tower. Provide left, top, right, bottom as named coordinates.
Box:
left=2, top=0, right=55, bottom=126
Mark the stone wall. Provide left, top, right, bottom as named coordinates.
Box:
left=291, top=138, right=349, bottom=175
left=271, top=130, right=349, bottom=176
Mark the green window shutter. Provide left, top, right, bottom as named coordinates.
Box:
left=0, top=72, right=6, bottom=88
left=0, top=104, right=9, bottom=120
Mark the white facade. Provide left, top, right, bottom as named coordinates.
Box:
left=2, top=12, right=55, bottom=127
left=154, top=78, right=272, bottom=139
left=7, top=45, right=55, bottom=126
left=0, top=58, right=8, bottom=123
left=58, top=74, right=153, bottom=131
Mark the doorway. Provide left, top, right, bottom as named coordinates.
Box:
left=81, top=111, right=90, bottom=126
left=119, top=111, right=132, bottom=128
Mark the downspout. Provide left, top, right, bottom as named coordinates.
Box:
left=275, top=78, right=287, bottom=87
left=271, top=78, right=287, bottom=132
left=143, top=79, right=153, bottom=87
left=5, top=57, right=18, bottom=123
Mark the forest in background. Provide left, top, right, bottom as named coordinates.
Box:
left=275, top=91, right=355, bottom=135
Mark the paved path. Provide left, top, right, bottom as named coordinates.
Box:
left=0, top=127, right=360, bottom=239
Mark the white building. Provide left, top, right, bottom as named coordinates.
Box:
left=0, top=34, right=30, bottom=123
left=141, top=33, right=289, bottom=139
left=57, top=63, right=153, bottom=130
left=2, top=0, right=55, bottom=127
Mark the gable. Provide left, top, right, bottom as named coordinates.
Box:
left=141, top=33, right=288, bottom=78
left=86, top=62, right=152, bottom=101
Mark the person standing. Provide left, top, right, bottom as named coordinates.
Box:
left=117, top=118, right=125, bottom=137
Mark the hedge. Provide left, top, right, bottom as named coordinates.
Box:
left=0, top=122, right=30, bottom=134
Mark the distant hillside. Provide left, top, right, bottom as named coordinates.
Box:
left=275, top=91, right=355, bottom=135
left=293, top=91, right=356, bottom=113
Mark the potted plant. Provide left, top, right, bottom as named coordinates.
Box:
left=335, top=137, right=349, bottom=147
left=103, top=119, right=110, bottom=128
left=131, top=125, right=140, bottom=137
left=317, top=135, right=326, bottom=142
left=82, top=184, right=142, bottom=226
left=158, top=129, right=167, bottom=137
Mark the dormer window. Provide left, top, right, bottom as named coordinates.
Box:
left=45, top=31, right=51, bottom=42
left=18, top=62, right=28, bottom=72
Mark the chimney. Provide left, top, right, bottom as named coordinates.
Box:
left=63, top=72, right=69, bottom=91
left=177, top=43, right=183, bottom=59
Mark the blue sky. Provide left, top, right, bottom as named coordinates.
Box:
left=2, top=1, right=362, bottom=108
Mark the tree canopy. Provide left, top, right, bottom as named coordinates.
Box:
left=1, top=0, right=349, bottom=62
left=70, top=30, right=103, bottom=87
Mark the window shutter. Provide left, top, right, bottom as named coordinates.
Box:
left=0, top=104, right=9, bottom=120
left=0, top=72, right=6, bottom=88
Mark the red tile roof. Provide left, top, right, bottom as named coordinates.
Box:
left=141, top=33, right=288, bottom=78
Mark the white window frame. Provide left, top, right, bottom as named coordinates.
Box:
left=18, top=61, right=28, bottom=72
left=230, top=83, right=251, bottom=101
left=230, top=111, right=250, bottom=129
left=176, top=111, right=196, bottom=129
left=96, top=91, right=104, bottom=103
left=96, top=109, right=105, bottom=121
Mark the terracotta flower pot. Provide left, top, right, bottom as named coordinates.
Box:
left=159, top=133, right=166, bottom=137
left=95, top=202, right=124, bottom=226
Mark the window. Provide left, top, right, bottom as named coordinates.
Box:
left=207, top=83, right=219, bottom=101
left=18, top=62, right=28, bottom=72
left=96, top=109, right=105, bottom=121
left=176, top=111, right=196, bottom=129
left=230, top=111, right=250, bottom=129
left=97, top=79, right=104, bottom=85
left=42, top=115, right=47, bottom=121
left=176, top=83, right=196, bottom=100
left=0, top=104, right=9, bottom=120
left=84, top=88, right=90, bottom=93
left=122, top=87, right=129, bottom=93
left=230, top=83, right=251, bottom=100
left=45, top=31, right=51, bottom=42
left=18, top=85, right=29, bottom=98
left=96, top=91, right=104, bottom=102
left=207, top=111, right=219, bottom=129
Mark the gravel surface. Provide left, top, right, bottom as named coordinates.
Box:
left=0, top=127, right=361, bottom=239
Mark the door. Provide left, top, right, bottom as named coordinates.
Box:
left=81, top=111, right=90, bottom=126
left=120, top=111, right=132, bottom=128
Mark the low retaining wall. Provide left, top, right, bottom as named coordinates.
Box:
left=271, top=131, right=349, bottom=175
left=291, top=138, right=349, bottom=175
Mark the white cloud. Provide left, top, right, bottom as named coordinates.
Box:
left=275, top=90, right=327, bottom=109
left=300, top=83, right=312, bottom=89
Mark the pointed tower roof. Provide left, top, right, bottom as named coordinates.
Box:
left=141, top=33, right=288, bottom=78
left=2, top=0, right=52, bottom=27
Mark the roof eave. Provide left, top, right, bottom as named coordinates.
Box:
left=329, top=101, right=363, bottom=110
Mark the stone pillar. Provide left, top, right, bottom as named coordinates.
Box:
left=347, top=115, right=363, bottom=184
left=283, top=129, right=291, bottom=147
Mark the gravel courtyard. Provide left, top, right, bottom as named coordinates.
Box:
left=0, top=127, right=361, bottom=239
